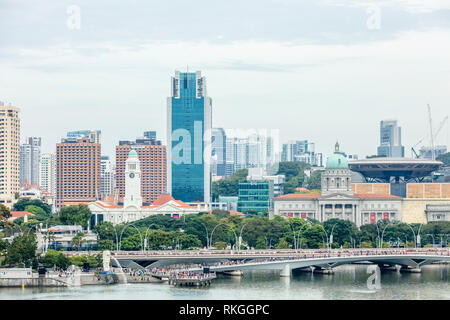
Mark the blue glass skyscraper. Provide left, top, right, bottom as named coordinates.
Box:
left=167, top=71, right=212, bottom=202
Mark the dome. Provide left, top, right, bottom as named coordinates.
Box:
left=325, top=141, right=348, bottom=169
left=326, top=153, right=348, bottom=169
left=128, top=149, right=138, bottom=158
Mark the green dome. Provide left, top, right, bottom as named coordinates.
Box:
left=326, top=152, right=348, bottom=169
left=128, top=149, right=138, bottom=158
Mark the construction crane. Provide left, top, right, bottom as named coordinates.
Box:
left=411, top=106, right=448, bottom=159
left=427, top=104, right=435, bottom=160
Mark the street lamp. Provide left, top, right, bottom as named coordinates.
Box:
left=144, top=223, right=158, bottom=252
left=426, top=234, right=435, bottom=247
left=199, top=222, right=210, bottom=249
left=119, top=223, right=143, bottom=252
left=329, top=223, right=339, bottom=249
left=405, top=224, right=417, bottom=248
left=238, top=221, right=251, bottom=252
left=380, top=222, right=394, bottom=248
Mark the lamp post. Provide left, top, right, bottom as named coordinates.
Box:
left=426, top=234, right=435, bottom=247
left=238, top=221, right=251, bottom=252
left=380, top=222, right=393, bottom=249
left=199, top=222, right=210, bottom=249
left=405, top=224, right=417, bottom=248
left=416, top=224, right=423, bottom=248
left=329, top=223, right=339, bottom=249
left=144, top=223, right=158, bottom=252
left=119, top=223, right=143, bottom=252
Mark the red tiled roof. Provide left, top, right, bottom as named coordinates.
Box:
left=355, top=193, right=402, bottom=199
left=275, top=193, right=322, bottom=200
left=10, top=211, right=35, bottom=218
left=229, top=210, right=245, bottom=216
left=95, top=202, right=122, bottom=209
left=152, top=194, right=177, bottom=205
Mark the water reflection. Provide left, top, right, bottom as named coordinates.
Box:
left=0, top=265, right=448, bottom=300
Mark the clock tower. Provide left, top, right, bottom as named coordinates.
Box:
left=124, top=149, right=143, bottom=209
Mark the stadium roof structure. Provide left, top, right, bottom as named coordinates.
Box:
left=348, top=157, right=443, bottom=182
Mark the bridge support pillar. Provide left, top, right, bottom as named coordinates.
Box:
left=313, top=267, right=334, bottom=274
left=280, top=264, right=291, bottom=278
left=378, top=264, right=398, bottom=272
left=399, top=266, right=422, bottom=273
left=223, top=271, right=243, bottom=277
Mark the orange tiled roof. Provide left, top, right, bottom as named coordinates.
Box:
left=276, top=193, right=322, bottom=199
left=10, top=211, right=35, bottom=218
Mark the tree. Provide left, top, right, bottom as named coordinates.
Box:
left=41, top=249, right=70, bottom=269
left=71, top=232, right=85, bottom=251
left=436, top=152, right=450, bottom=166
left=4, top=234, right=37, bottom=267
left=275, top=238, right=290, bottom=249
left=13, top=199, right=51, bottom=215
left=303, top=170, right=323, bottom=190
left=301, top=225, right=326, bottom=249
left=0, top=204, right=11, bottom=228
left=214, top=241, right=227, bottom=250
left=58, top=205, right=91, bottom=228
left=324, top=218, right=357, bottom=247
left=360, top=241, right=374, bottom=248
left=98, top=240, right=115, bottom=251
left=211, top=169, right=248, bottom=201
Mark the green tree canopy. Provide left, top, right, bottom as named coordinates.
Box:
left=436, top=152, right=450, bottom=166
left=41, top=249, right=70, bottom=269
left=4, top=234, right=37, bottom=267
left=13, top=199, right=51, bottom=215
left=58, top=205, right=91, bottom=228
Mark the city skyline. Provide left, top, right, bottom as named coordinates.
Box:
left=1, top=1, right=450, bottom=161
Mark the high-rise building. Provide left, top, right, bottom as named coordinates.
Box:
left=143, top=131, right=156, bottom=140
left=167, top=71, right=212, bottom=202
left=66, top=130, right=101, bottom=144
left=20, top=137, right=41, bottom=186
left=377, top=120, right=405, bottom=157
left=237, top=180, right=274, bottom=215
left=211, top=128, right=226, bottom=177
left=419, top=145, right=447, bottom=160
left=39, top=153, right=56, bottom=198
left=56, top=137, right=101, bottom=208
left=100, top=156, right=115, bottom=199
left=0, top=103, right=20, bottom=208
left=115, top=133, right=166, bottom=205
left=281, top=140, right=321, bottom=166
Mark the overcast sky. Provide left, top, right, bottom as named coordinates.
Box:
left=1, top=0, right=450, bottom=161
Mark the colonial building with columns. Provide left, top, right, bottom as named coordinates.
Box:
left=89, top=150, right=208, bottom=226
left=274, top=143, right=403, bottom=227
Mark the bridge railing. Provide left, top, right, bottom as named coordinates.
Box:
left=112, top=248, right=450, bottom=257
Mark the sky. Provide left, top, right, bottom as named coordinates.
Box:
left=1, top=0, right=450, bottom=161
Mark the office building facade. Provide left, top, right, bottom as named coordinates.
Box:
left=377, top=120, right=405, bottom=157
left=211, top=128, right=227, bottom=177
left=56, top=137, right=101, bottom=208
left=167, top=71, right=212, bottom=202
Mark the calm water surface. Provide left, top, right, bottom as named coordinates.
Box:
left=1, top=265, right=449, bottom=300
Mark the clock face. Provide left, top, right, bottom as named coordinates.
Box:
left=129, top=173, right=135, bottom=179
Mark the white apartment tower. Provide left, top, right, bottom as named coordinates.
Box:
left=0, top=103, right=21, bottom=208
left=39, top=153, right=56, bottom=198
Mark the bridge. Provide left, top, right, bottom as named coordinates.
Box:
left=105, top=248, right=450, bottom=277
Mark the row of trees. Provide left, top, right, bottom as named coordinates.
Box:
left=93, top=211, right=450, bottom=251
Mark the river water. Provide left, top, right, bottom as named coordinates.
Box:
left=1, top=264, right=449, bottom=300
